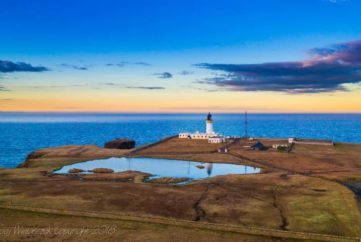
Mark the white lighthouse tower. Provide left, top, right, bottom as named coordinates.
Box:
left=206, top=112, right=214, bottom=134
left=178, top=112, right=225, bottom=143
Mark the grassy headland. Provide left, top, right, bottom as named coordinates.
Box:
left=0, top=137, right=360, bottom=241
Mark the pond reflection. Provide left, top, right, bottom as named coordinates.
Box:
left=55, top=157, right=260, bottom=180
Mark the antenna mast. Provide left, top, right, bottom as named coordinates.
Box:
left=244, top=111, right=248, bottom=138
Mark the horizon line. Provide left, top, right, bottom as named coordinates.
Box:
left=1, top=111, right=361, bottom=115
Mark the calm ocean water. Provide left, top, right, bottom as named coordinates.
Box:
left=0, top=112, right=360, bottom=168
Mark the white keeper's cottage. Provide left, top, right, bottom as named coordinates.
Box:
left=179, top=113, right=226, bottom=143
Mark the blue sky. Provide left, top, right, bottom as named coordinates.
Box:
left=1, top=0, right=361, bottom=112
left=1, top=0, right=360, bottom=56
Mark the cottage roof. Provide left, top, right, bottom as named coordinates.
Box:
left=251, top=141, right=267, bottom=150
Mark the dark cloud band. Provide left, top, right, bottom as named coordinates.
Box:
left=196, top=40, right=361, bottom=93
left=0, top=60, right=49, bottom=73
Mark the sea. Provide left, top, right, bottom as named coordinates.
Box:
left=0, top=112, right=360, bottom=168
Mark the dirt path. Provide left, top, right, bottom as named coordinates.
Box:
left=271, top=188, right=289, bottom=231
left=193, top=183, right=217, bottom=221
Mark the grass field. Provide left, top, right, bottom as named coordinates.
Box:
left=0, top=137, right=360, bottom=241
left=1, top=208, right=282, bottom=242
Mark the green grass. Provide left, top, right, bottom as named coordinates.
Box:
left=285, top=177, right=361, bottom=236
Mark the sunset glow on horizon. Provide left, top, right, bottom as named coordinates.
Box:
left=1, top=0, right=361, bottom=113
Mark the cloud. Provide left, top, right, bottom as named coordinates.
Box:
left=125, top=86, right=165, bottom=90
left=154, top=72, right=173, bottom=79
left=106, top=61, right=151, bottom=67
left=100, top=83, right=165, bottom=90
left=196, top=39, right=361, bottom=93
left=181, top=84, right=220, bottom=92
left=61, top=64, right=88, bottom=70
left=102, top=82, right=119, bottom=86
left=0, top=86, right=9, bottom=92
left=106, top=61, right=128, bottom=68
left=28, top=84, right=85, bottom=89
left=178, top=70, right=194, bottom=75
left=326, top=0, right=348, bottom=3
left=0, top=60, right=49, bottom=73
left=134, top=62, right=151, bottom=66
left=0, top=98, right=13, bottom=101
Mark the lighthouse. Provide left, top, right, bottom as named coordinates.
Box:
left=206, top=112, right=214, bottom=134
left=178, top=112, right=225, bottom=143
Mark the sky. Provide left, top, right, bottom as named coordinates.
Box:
left=1, top=0, right=361, bottom=113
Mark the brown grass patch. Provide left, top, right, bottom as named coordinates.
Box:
left=90, top=168, right=114, bottom=173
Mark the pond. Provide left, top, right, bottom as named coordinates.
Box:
left=54, top=157, right=260, bottom=180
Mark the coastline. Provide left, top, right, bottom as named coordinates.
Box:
left=0, top=136, right=360, bottom=241
left=2, top=113, right=361, bottom=169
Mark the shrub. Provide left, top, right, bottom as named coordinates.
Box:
left=277, top=146, right=288, bottom=152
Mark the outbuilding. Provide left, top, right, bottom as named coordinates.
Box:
left=251, top=141, right=267, bottom=151
left=209, top=136, right=226, bottom=143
